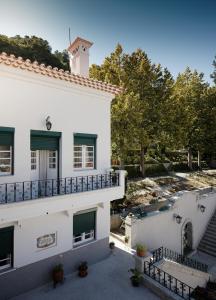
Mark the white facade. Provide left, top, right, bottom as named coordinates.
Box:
left=126, top=188, right=216, bottom=254
left=0, top=43, right=125, bottom=289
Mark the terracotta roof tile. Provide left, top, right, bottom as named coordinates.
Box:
left=0, top=52, right=122, bottom=96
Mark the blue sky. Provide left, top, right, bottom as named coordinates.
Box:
left=0, top=0, right=215, bottom=82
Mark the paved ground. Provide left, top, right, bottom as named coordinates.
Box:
left=12, top=242, right=160, bottom=300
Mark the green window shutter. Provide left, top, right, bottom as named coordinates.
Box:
left=0, top=127, right=14, bottom=146
left=74, top=133, right=97, bottom=146
left=0, top=226, right=14, bottom=256
left=30, top=130, right=61, bottom=150
left=73, top=211, right=96, bottom=235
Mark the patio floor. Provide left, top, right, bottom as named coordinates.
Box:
left=12, top=241, right=160, bottom=300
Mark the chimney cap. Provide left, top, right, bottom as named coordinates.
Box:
left=68, top=37, right=93, bottom=53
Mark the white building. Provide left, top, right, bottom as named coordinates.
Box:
left=0, top=37, right=125, bottom=299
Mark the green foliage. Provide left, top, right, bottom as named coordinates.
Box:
left=145, top=164, right=168, bottom=176
left=211, top=55, right=216, bottom=84
left=0, top=34, right=69, bottom=70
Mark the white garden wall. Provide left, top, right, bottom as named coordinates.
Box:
left=126, top=188, right=216, bottom=254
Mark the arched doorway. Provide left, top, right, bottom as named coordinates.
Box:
left=182, top=221, right=193, bottom=256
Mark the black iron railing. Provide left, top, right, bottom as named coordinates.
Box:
left=151, top=246, right=208, bottom=273
left=144, top=261, right=194, bottom=300
left=0, top=173, right=119, bottom=204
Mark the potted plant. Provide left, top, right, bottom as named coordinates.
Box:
left=136, top=244, right=147, bottom=257
left=125, top=236, right=129, bottom=244
left=52, top=264, right=64, bottom=288
left=78, top=261, right=88, bottom=277
left=109, top=241, right=115, bottom=249
left=129, top=268, right=142, bottom=287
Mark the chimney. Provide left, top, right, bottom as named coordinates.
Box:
left=68, top=37, right=93, bottom=78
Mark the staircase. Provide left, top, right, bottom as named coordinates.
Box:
left=198, top=210, right=216, bottom=257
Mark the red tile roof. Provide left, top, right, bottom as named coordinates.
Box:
left=0, top=52, right=122, bottom=95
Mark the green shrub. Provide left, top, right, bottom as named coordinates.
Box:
left=125, top=165, right=141, bottom=178
left=145, top=164, right=168, bottom=176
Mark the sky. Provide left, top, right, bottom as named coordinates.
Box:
left=0, top=0, right=215, bottom=83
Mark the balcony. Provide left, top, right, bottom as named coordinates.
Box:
left=0, top=172, right=120, bottom=205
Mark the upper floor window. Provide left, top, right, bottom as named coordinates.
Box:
left=74, top=145, right=94, bottom=169
left=73, top=134, right=97, bottom=170
left=0, top=127, right=14, bottom=176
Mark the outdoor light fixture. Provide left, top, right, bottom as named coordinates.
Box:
left=198, top=204, right=206, bottom=213
left=46, top=116, right=52, bottom=131
left=173, top=214, right=182, bottom=224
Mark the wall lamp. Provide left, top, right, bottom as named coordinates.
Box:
left=173, top=214, right=182, bottom=224
left=46, top=116, right=52, bottom=131
left=198, top=204, right=206, bottom=213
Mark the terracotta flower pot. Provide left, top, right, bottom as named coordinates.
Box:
left=79, top=269, right=88, bottom=277
left=137, top=249, right=146, bottom=257
left=53, top=270, right=64, bottom=288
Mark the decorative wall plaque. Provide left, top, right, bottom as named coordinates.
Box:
left=37, top=233, right=56, bottom=249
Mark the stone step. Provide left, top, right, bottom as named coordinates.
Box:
left=202, top=235, right=216, bottom=243
left=204, top=231, right=216, bottom=239
left=198, top=243, right=216, bottom=256
left=209, top=220, right=216, bottom=225
left=198, top=247, right=216, bottom=258
left=206, top=225, right=216, bottom=232
left=199, top=239, right=216, bottom=249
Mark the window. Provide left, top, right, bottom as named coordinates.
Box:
left=0, top=145, right=12, bottom=175
left=0, top=227, right=13, bottom=271
left=0, top=127, right=14, bottom=176
left=74, top=145, right=94, bottom=169
left=49, top=150, right=57, bottom=169
left=31, top=151, right=37, bottom=170
left=73, top=133, right=97, bottom=170
left=73, top=211, right=96, bottom=246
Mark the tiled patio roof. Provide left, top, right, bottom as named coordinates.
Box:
left=0, top=52, right=122, bottom=95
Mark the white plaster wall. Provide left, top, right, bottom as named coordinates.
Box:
left=0, top=200, right=110, bottom=268
left=126, top=190, right=216, bottom=253
left=0, top=65, right=112, bottom=184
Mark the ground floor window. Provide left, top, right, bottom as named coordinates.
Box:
left=0, top=226, right=13, bottom=271
left=73, top=211, right=96, bottom=246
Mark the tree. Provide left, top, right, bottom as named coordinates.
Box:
left=201, top=87, right=216, bottom=166
left=0, top=34, right=69, bottom=70
left=90, top=44, right=136, bottom=168
left=171, top=68, right=208, bottom=169
left=210, top=55, right=216, bottom=84
left=90, top=45, right=174, bottom=176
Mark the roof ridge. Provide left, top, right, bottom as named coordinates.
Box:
left=0, top=52, right=122, bottom=95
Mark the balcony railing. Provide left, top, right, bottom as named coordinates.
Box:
left=0, top=173, right=119, bottom=204
left=144, top=261, right=194, bottom=300
left=151, top=246, right=208, bottom=273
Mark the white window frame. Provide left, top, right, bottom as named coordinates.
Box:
left=74, top=145, right=94, bottom=170
left=31, top=150, right=38, bottom=170
left=0, top=254, right=12, bottom=271
left=73, top=229, right=95, bottom=246
left=0, top=145, right=12, bottom=176
left=48, top=150, right=57, bottom=169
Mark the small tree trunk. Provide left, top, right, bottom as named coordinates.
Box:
left=119, top=158, right=125, bottom=170
left=188, top=148, right=193, bottom=170
left=197, top=150, right=201, bottom=170
left=140, top=147, right=145, bottom=177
